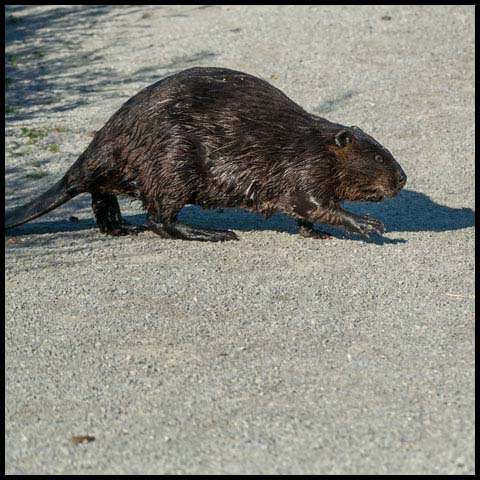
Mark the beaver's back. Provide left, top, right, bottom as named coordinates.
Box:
left=80, top=67, right=321, bottom=194
left=100, top=67, right=313, bottom=144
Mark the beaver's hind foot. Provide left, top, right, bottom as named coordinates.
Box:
left=98, top=217, right=146, bottom=237
left=104, top=220, right=146, bottom=236
left=92, top=192, right=145, bottom=236
left=146, top=213, right=238, bottom=242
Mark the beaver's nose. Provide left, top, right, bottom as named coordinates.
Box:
left=396, top=169, right=407, bottom=188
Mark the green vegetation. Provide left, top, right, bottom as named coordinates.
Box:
left=6, top=54, right=19, bottom=66
left=21, top=127, right=49, bottom=139
left=6, top=125, right=66, bottom=156
left=5, top=105, right=20, bottom=114
left=21, top=127, right=49, bottom=142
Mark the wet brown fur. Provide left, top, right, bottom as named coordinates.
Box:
left=5, top=67, right=407, bottom=240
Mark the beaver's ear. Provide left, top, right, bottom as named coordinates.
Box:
left=335, top=130, right=352, bottom=148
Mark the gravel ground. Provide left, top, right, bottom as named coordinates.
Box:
left=5, top=5, right=475, bottom=475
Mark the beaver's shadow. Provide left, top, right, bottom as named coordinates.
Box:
left=5, top=189, right=475, bottom=246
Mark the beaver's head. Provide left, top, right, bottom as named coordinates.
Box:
left=329, top=126, right=407, bottom=202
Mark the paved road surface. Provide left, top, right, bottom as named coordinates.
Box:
left=5, top=5, right=474, bottom=474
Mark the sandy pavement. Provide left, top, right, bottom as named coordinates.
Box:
left=5, top=5, right=475, bottom=474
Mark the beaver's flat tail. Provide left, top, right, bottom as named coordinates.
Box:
left=5, top=175, right=82, bottom=230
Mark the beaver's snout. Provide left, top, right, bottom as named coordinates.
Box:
left=384, top=168, right=407, bottom=198
left=396, top=169, right=407, bottom=189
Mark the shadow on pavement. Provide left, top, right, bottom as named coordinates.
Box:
left=5, top=189, right=475, bottom=246
left=5, top=5, right=216, bottom=121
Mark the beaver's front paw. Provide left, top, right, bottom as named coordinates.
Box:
left=343, top=215, right=385, bottom=238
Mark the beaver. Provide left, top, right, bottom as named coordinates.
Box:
left=5, top=66, right=406, bottom=241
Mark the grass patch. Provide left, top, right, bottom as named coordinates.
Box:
left=21, top=127, right=49, bottom=141
left=48, top=143, right=59, bottom=153
left=6, top=54, right=20, bottom=66
left=5, top=105, right=20, bottom=114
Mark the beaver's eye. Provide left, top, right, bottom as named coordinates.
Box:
left=375, top=155, right=384, bottom=163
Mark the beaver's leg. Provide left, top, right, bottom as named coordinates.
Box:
left=297, top=220, right=332, bottom=239
left=145, top=202, right=239, bottom=242
left=148, top=217, right=239, bottom=241
left=308, top=206, right=384, bottom=238
left=332, top=208, right=384, bottom=238
left=142, top=147, right=239, bottom=241
left=292, top=192, right=384, bottom=238
left=146, top=212, right=239, bottom=241
left=91, top=192, right=146, bottom=236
